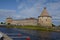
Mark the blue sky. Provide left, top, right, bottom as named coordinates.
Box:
left=0, top=0, right=60, bottom=26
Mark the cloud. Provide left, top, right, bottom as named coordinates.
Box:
left=17, top=0, right=47, bottom=18
left=46, top=1, right=60, bottom=19
left=0, top=9, right=15, bottom=12
left=0, top=9, right=16, bottom=17
left=19, top=8, right=36, bottom=18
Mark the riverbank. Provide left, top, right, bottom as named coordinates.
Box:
left=0, top=32, right=13, bottom=40
left=6, top=25, right=55, bottom=32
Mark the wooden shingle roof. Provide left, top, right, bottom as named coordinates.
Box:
left=40, top=7, right=51, bottom=17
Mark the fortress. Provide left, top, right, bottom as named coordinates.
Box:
left=6, top=7, right=52, bottom=27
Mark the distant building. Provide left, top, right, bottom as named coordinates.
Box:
left=6, top=7, right=52, bottom=27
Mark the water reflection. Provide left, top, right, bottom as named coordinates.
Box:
left=17, top=29, right=60, bottom=40
left=35, top=31, right=60, bottom=40
left=0, top=27, right=60, bottom=40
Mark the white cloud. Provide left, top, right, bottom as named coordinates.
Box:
left=0, top=9, right=16, bottom=17
left=0, top=9, right=24, bottom=20
left=19, top=5, right=40, bottom=18
left=0, top=9, right=16, bottom=12
left=46, top=2, right=60, bottom=10
left=17, top=0, right=47, bottom=18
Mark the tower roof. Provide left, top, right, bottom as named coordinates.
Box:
left=40, top=7, right=51, bottom=17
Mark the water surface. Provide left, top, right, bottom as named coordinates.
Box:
left=0, top=27, right=60, bottom=40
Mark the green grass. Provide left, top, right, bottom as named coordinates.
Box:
left=6, top=25, right=54, bottom=31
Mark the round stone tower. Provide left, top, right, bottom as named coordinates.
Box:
left=38, top=7, right=52, bottom=27
left=6, top=17, right=13, bottom=25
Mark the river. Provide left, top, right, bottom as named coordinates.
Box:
left=0, top=27, right=60, bottom=40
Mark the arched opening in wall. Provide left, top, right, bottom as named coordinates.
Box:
left=7, top=23, right=10, bottom=25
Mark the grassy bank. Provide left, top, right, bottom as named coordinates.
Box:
left=6, top=25, right=54, bottom=31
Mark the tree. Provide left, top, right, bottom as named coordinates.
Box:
left=52, top=24, right=55, bottom=27
left=1, top=22, right=4, bottom=24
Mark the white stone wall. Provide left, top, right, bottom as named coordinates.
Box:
left=11, top=19, right=37, bottom=25
left=38, top=17, right=52, bottom=27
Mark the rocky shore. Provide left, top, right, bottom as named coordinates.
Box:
left=0, top=32, right=13, bottom=40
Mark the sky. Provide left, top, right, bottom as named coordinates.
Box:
left=0, top=0, right=60, bottom=26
